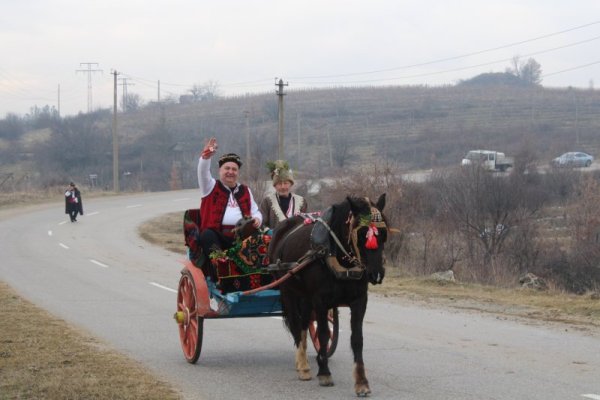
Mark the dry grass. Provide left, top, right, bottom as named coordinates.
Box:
left=0, top=282, right=182, bottom=400
left=138, top=212, right=186, bottom=254
left=371, top=276, right=600, bottom=329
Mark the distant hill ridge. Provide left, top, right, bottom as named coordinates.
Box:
left=6, top=83, right=599, bottom=190
left=117, top=84, right=599, bottom=173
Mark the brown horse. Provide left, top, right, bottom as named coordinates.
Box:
left=267, top=194, right=388, bottom=396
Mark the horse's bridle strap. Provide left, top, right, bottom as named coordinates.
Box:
left=315, top=217, right=357, bottom=263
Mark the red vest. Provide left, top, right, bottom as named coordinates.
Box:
left=200, top=180, right=252, bottom=232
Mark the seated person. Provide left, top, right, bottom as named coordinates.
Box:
left=260, top=160, right=307, bottom=230
left=197, top=137, right=262, bottom=266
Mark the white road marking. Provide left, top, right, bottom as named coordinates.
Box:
left=582, top=395, right=600, bottom=400
left=59, top=243, right=69, bottom=249
left=58, top=221, right=67, bottom=225
left=86, top=211, right=99, bottom=216
left=126, top=204, right=142, bottom=208
left=149, top=282, right=177, bottom=293
left=90, top=259, right=109, bottom=268
left=173, top=197, right=191, bottom=202
left=48, top=230, right=52, bottom=236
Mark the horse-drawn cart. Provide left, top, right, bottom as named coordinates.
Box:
left=174, top=209, right=339, bottom=364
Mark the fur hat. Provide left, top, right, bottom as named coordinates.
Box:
left=218, top=153, right=242, bottom=168
left=266, top=160, right=294, bottom=186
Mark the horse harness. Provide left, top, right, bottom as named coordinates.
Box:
left=268, top=199, right=386, bottom=280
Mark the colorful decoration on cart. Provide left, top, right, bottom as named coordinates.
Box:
left=209, top=231, right=274, bottom=293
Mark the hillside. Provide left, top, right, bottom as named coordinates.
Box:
left=3, top=83, right=600, bottom=190
left=122, top=84, right=600, bottom=174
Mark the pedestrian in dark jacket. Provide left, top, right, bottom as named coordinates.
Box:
left=65, top=182, right=83, bottom=222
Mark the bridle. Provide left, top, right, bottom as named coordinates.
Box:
left=315, top=198, right=388, bottom=279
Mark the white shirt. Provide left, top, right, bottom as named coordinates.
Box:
left=197, top=157, right=262, bottom=226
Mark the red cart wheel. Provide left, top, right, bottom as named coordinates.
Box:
left=176, top=270, right=204, bottom=363
left=309, top=307, right=339, bottom=357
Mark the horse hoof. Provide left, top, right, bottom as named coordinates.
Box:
left=318, top=375, right=334, bottom=387
left=355, top=385, right=371, bottom=397
left=298, top=369, right=312, bottom=381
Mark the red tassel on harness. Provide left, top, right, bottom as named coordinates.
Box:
left=365, top=223, right=379, bottom=249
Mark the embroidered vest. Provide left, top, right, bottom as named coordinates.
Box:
left=200, top=180, right=251, bottom=231
left=267, top=192, right=305, bottom=224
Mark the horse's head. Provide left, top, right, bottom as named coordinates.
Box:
left=348, top=194, right=388, bottom=285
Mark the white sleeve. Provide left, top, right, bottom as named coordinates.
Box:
left=248, top=189, right=263, bottom=224
left=197, top=157, right=216, bottom=197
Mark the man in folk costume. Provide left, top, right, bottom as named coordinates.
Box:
left=64, top=182, right=83, bottom=222
left=260, top=160, right=307, bottom=229
left=197, top=137, right=262, bottom=260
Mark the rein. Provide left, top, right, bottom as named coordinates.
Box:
left=314, top=215, right=366, bottom=280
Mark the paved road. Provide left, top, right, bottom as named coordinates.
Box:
left=1, top=190, right=599, bottom=400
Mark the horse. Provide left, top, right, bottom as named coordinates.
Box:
left=267, top=194, right=388, bottom=396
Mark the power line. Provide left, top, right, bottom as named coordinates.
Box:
left=289, top=20, right=600, bottom=80
left=292, top=34, right=600, bottom=85
left=543, top=60, right=600, bottom=78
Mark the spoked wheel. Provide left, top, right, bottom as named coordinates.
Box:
left=309, top=307, right=339, bottom=357
left=175, top=270, right=204, bottom=363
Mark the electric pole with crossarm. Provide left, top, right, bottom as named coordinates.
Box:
left=76, top=62, right=102, bottom=113
left=275, top=78, right=288, bottom=160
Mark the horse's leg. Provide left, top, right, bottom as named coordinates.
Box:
left=295, top=330, right=312, bottom=380
left=296, top=299, right=314, bottom=380
left=284, top=294, right=312, bottom=381
left=350, top=298, right=371, bottom=396
left=315, top=306, right=334, bottom=387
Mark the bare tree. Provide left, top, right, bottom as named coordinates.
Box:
left=508, top=56, right=542, bottom=86
left=437, top=165, right=539, bottom=277
left=121, top=93, right=143, bottom=112
left=189, top=80, right=221, bottom=102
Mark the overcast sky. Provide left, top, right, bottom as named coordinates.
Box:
left=1, top=0, right=600, bottom=117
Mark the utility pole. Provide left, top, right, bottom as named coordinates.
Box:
left=326, top=125, right=333, bottom=168
left=112, top=70, right=120, bottom=193
left=76, top=63, right=102, bottom=113
left=157, top=80, right=161, bottom=102
left=275, top=78, right=288, bottom=160
left=296, top=112, right=301, bottom=169
left=244, top=110, right=251, bottom=173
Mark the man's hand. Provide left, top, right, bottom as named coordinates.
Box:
left=201, top=137, right=218, bottom=159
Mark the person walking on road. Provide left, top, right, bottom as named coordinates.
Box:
left=64, top=182, right=83, bottom=222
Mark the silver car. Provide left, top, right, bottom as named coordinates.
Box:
left=551, top=152, right=593, bottom=168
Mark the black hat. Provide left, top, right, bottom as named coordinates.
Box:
left=218, top=153, right=242, bottom=168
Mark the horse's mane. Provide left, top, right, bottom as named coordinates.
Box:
left=328, top=196, right=371, bottom=237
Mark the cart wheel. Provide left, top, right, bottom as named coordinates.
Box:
left=176, top=270, right=204, bottom=363
left=309, top=307, right=339, bottom=357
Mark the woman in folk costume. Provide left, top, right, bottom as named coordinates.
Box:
left=260, top=160, right=307, bottom=229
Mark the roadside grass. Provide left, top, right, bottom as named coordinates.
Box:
left=371, top=275, right=600, bottom=328
left=0, top=189, right=116, bottom=210
left=0, top=282, right=182, bottom=400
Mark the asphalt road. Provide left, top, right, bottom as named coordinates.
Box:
left=1, top=190, right=599, bottom=400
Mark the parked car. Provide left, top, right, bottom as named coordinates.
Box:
left=551, top=152, right=594, bottom=167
